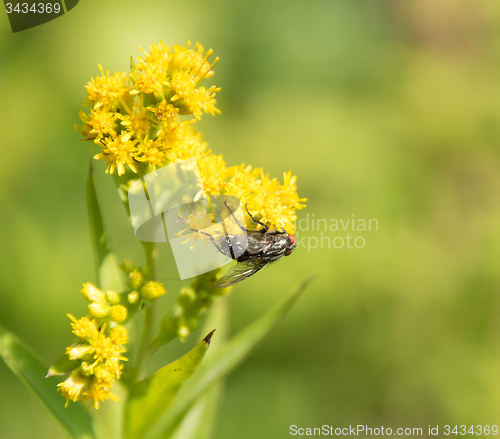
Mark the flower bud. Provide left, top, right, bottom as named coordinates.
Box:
left=110, top=326, right=128, bottom=344
left=178, top=324, right=190, bottom=340
left=141, top=281, right=166, bottom=300
left=109, top=305, right=127, bottom=323
left=121, top=259, right=136, bottom=274
left=178, top=287, right=196, bottom=307
left=81, top=283, right=106, bottom=303
left=79, top=362, right=94, bottom=376
left=106, top=290, right=121, bottom=305
left=128, top=291, right=140, bottom=304
left=88, top=302, right=110, bottom=318
left=129, top=269, right=144, bottom=290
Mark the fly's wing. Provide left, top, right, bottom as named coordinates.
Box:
left=215, top=260, right=267, bottom=288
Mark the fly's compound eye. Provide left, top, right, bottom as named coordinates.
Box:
left=288, top=234, right=296, bottom=246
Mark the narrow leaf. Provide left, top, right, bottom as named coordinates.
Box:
left=0, top=326, right=96, bottom=439
left=170, top=385, right=223, bottom=439
left=146, top=276, right=315, bottom=439
left=171, top=297, right=230, bottom=439
left=124, top=330, right=215, bottom=439
left=87, top=163, right=125, bottom=292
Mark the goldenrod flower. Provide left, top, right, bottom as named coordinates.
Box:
left=141, top=281, right=167, bottom=300
left=78, top=108, right=118, bottom=143
left=128, top=269, right=145, bottom=291
left=110, top=326, right=128, bottom=344
left=109, top=305, right=128, bottom=323
left=93, top=132, right=138, bottom=176
left=69, top=315, right=98, bottom=340
left=81, top=283, right=106, bottom=303
left=88, top=302, right=110, bottom=318
left=78, top=41, right=220, bottom=175
left=222, top=167, right=306, bottom=233
left=118, top=100, right=151, bottom=138
left=58, top=315, right=128, bottom=409
left=84, top=65, right=130, bottom=110
left=78, top=41, right=305, bottom=233
left=197, top=153, right=228, bottom=194
left=58, top=370, right=87, bottom=405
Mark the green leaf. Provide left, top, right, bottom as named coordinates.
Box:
left=146, top=276, right=315, bottom=439
left=47, top=352, right=80, bottom=377
left=87, top=163, right=125, bottom=292
left=124, top=330, right=215, bottom=439
left=0, top=326, right=96, bottom=439
left=171, top=297, right=230, bottom=439
left=169, top=384, right=223, bottom=439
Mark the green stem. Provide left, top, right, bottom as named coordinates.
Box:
left=134, top=305, right=154, bottom=381
left=142, top=241, right=157, bottom=280
left=133, top=241, right=157, bottom=382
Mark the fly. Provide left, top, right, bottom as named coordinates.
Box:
left=193, top=203, right=297, bottom=288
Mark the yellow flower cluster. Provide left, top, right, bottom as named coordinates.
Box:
left=57, top=315, right=127, bottom=410
left=78, top=41, right=219, bottom=176
left=78, top=41, right=306, bottom=233
left=55, top=283, right=132, bottom=409
left=54, top=268, right=167, bottom=410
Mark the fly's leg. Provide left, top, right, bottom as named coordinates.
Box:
left=244, top=204, right=269, bottom=232
left=191, top=229, right=229, bottom=256
left=267, top=227, right=287, bottom=236
left=223, top=201, right=248, bottom=233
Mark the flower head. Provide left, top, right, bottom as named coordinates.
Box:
left=84, top=65, right=130, bottom=110
left=77, top=41, right=305, bottom=233
left=93, top=132, right=138, bottom=176
left=78, top=42, right=220, bottom=175
left=58, top=315, right=128, bottom=409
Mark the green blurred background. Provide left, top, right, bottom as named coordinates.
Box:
left=2, top=0, right=500, bottom=437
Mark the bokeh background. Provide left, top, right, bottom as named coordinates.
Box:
left=2, top=0, right=500, bottom=437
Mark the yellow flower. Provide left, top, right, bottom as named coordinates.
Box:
left=78, top=108, right=119, bottom=143
left=224, top=164, right=262, bottom=207
left=109, top=305, right=128, bottom=323
left=93, top=132, right=138, bottom=175
left=68, top=315, right=98, bottom=340
left=170, top=70, right=220, bottom=119
left=57, top=370, right=87, bottom=407
left=146, top=99, right=178, bottom=122
left=165, top=124, right=207, bottom=162
left=77, top=41, right=306, bottom=233
left=141, top=281, right=167, bottom=300
left=130, top=61, right=168, bottom=98
left=110, top=326, right=128, bottom=344
left=118, top=100, right=152, bottom=138
left=135, top=135, right=167, bottom=170
left=58, top=316, right=128, bottom=409
left=79, top=41, right=221, bottom=175
left=197, top=153, right=228, bottom=194
left=84, top=65, right=130, bottom=110
left=223, top=167, right=306, bottom=233
left=169, top=41, right=219, bottom=84
left=80, top=283, right=106, bottom=303
left=88, top=302, right=111, bottom=318
left=81, top=378, right=119, bottom=410
left=131, top=41, right=220, bottom=116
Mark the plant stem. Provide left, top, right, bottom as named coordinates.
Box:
left=134, top=241, right=157, bottom=382
left=134, top=304, right=154, bottom=381
left=143, top=241, right=157, bottom=280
